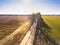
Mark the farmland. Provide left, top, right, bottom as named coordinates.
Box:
left=42, top=16, right=60, bottom=44
left=0, top=15, right=60, bottom=45
left=0, top=15, right=29, bottom=40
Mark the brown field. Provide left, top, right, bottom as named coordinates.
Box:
left=0, top=15, right=30, bottom=40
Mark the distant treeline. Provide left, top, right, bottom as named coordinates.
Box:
left=0, top=15, right=31, bottom=16
left=0, top=14, right=60, bottom=16
left=42, top=15, right=60, bottom=16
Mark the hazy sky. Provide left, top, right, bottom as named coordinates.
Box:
left=0, top=0, right=60, bottom=14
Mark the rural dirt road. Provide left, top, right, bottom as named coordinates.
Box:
left=20, top=20, right=37, bottom=45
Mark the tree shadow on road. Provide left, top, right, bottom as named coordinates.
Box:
left=34, top=17, right=59, bottom=45
left=39, top=18, right=59, bottom=45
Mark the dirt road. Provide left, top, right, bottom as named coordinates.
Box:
left=20, top=20, right=37, bottom=45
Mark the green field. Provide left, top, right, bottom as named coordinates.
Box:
left=42, top=16, right=60, bottom=44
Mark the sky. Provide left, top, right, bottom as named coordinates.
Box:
left=0, top=0, right=60, bottom=14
